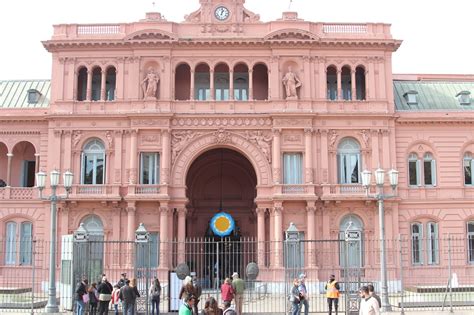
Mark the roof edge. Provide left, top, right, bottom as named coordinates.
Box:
left=393, top=74, right=474, bottom=82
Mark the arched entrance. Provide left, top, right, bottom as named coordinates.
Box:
left=185, top=148, right=257, bottom=287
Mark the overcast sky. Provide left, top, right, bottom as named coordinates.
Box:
left=1, top=0, right=472, bottom=80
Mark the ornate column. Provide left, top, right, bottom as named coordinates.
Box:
left=306, top=202, right=316, bottom=267
left=86, top=70, right=92, bottom=101
left=248, top=69, right=254, bottom=101
left=320, top=130, right=329, bottom=183
left=63, top=131, right=72, bottom=173
left=129, top=130, right=138, bottom=185
left=34, top=153, right=40, bottom=174
left=318, top=58, right=326, bottom=99
left=351, top=70, right=356, bottom=100
left=229, top=70, right=234, bottom=100
left=100, top=70, right=107, bottom=101
left=177, top=207, right=187, bottom=264
left=272, top=203, right=283, bottom=268
left=6, top=153, right=13, bottom=186
left=159, top=205, right=170, bottom=268
left=114, top=130, right=123, bottom=184
left=367, top=60, right=375, bottom=100
left=256, top=207, right=266, bottom=267
left=304, top=128, right=313, bottom=184
left=190, top=70, right=195, bottom=100
left=161, top=129, right=171, bottom=185
left=371, top=129, right=380, bottom=170
left=336, top=69, right=342, bottom=100
left=382, top=129, right=391, bottom=169
left=303, top=56, right=311, bottom=99
left=210, top=69, right=215, bottom=101
left=272, top=129, right=281, bottom=183
left=126, top=205, right=136, bottom=242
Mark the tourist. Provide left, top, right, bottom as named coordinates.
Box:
left=120, top=279, right=140, bottom=315
left=117, top=273, right=128, bottom=288
left=110, top=284, right=120, bottom=315
left=359, top=286, right=380, bottom=315
left=149, top=277, right=162, bottom=315
left=222, top=301, right=236, bottom=315
left=88, top=282, right=99, bottom=315
left=203, top=297, right=222, bottom=315
left=290, top=278, right=301, bottom=315
left=298, top=274, right=309, bottom=315
left=75, top=277, right=88, bottom=315
left=97, top=274, right=113, bottom=315
left=367, top=284, right=381, bottom=308
left=324, top=274, right=340, bottom=315
left=179, top=295, right=196, bottom=315
left=221, top=278, right=234, bottom=303
left=231, top=273, right=244, bottom=315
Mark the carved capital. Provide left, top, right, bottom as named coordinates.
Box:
left=272, top=203, right=283, bottom=215
left=160, top=206, right=170, bottom=214
left=306, top=206, right=316, bottom=214
left=304, top=128, right=314, bottom=134
left=126, top=207, right=136, bottom=214
left=255, top=208, right=266, bottom=216
left=177, top=208, right=188, bottom=216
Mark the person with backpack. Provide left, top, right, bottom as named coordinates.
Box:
left=149, top=277, right=162, bottom=315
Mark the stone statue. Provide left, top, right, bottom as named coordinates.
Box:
left=282, top=66, right=302, bottom=100
left=141, top=67, right=160, bottom=99
left=247, top=131, right=272, bottom=162
left=329, top=130, right=338, bottom=148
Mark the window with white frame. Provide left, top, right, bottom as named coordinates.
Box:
left=408, top=153, right=420, bottom=186
left=81, top=139, right=105, bottom=185
left=5, top=221, right=32, bottom=265
left=427, top=222, right=439, bottom=265
left=423, top=153, right=437, bottom=186
left=464, top=153, right=474, bottom=186
left=411, top=223, right=423, bottom=265
left=468, top=222, right=474, bottom=263
left=337, top=138, right=361, bottom=184
left=283, top=153, right=303, bottom=184
left=140, top=153, right=160, bottom=185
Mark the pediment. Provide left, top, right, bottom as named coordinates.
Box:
left=264, top=29, right=319, bottom=42
left=124, top=29, right=177, bottom=42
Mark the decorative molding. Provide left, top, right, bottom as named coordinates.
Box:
left=172, top=131, right=204, bottom=163
left=244, top=130, right=272, bottom=163
left=283, top=134, right=302, bottom=144
left=105, top=131, right=114, bottom=149
left=72, top=131, right=82, bottom=148
left=213, top=129, right=232, bottom=144
left=140, top=135, right=161, bottom=145
left=171, top=117, right=272, bottom=128
left=274, top=118, right=312, bottom=127
left=359, top=130, right=370, bottom=148
left=132, top=119, right=168, bottom=127
left=329, top=130, right=339, bottom=148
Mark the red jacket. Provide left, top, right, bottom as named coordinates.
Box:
left=221, top=283, right=234, bottom=301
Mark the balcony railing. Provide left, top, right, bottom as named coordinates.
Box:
left=0, top=187, right=35, bottom=200
left=135, top=185, right=161, bottom=195
left=274, top=184, right=316, bottom=195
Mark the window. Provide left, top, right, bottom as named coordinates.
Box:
left=408, top=153, right=421, bottom=186
left=355, top=66, right=366, bottom=100
left=80, top=216, right=104, bottom=281
left=326, top=66, right=337, bottom=100
left=91, top=67, right=102, bottom=101
left=423, top=153, right=436, bottom=186
left=464, top=153, right=474, bottom=185
left=468, top=222, right=474, bottom=263
left=233, top=76, right=248, bottom=101
left=106, top=67, right=117, bottom=101
left=404, top=90, right=418, bottom=105
left=341, top=66, right=351, bottom=100
left=77, top=67, right=88, bottom=101
left=411, top=223, right=423, bottom=265
left=456, top=91, right=471, bottom=105
left=81, top=139, right=105, bottom=185
left=140, top=153, right=160, bottom=185
left=337, top=138, right=361, bottom=184
left=339, top=215, right=364, bottom=268
left=5, top=221, right=32, bottom=265
left=427, top=222, right=439, bottom=265
left=283, top=153, right=302, bottom=184
left=27, top=89, right=41, bottom=104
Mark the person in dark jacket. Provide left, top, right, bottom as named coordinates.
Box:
left=75, top=277, right=88, bottom=315
left=149, top=277, right=161, bottom=315
left=117, top=273, right=128, bottom=288
left=119, top=279, right=140, bottom=315
left=97, top=275, right=113, bottom=315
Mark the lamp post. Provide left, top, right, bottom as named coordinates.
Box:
left=36, top=170, right=74, bottom=313
left=361, top=167, right=399, bottom=313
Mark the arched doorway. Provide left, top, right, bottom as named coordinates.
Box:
left=185, top=148, right=257, bottom=287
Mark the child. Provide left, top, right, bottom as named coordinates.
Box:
left=88, top=282, right=99, bottom=315
left=110, top=284, right=121, bottom=315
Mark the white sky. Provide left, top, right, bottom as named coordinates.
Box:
left=1, top=0, right=473, bottom=80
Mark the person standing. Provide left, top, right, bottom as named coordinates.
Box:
left=88, top=282, right=99, bottom=315
left=75, top=277, right=88, bottom=315
left=222, top=301, right=236, bottom=315
left=110, top=284, right=121, bottom=315
left=324, top=274, right=340, bottom=315
left=202, top=297, right=222, bottom=315
left=120, top=279, right=139, bottom=315
left=290, top=278, right=301, bottom=315
left=367, top=284, right=381, bottom=308
left=117, top=273, right=128, bottom=288
left=298, top=274, right=309, bottom=315
left=179, top=295, right=196, bottom=315
left=221, top=278, right=234, bottom=304
left=149, top=277, right=162, bottom=315
left=97, top=275, right=113, bottom=315
left=359, top=286, right=380, bottom=315
left=231, top=272, right=244, bottom=315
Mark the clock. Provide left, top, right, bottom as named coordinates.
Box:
left=214, top=6, right=230, bottom=21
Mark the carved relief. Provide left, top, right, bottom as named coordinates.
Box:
left=245, top=131, right=272, bottom=163
left=282, top=66, right=302, bottom=100
left=359, top=130, right=370, bottom=148
left=141, top=135, right=160, bottom=145
left=105, top=131, right=114, bottom=149
left=283, top=134, right=302, bottom=144
left=274, top=118, right=312, bottom=127
left=132, top=119, right=168, bottom=126
left=329, top=130, right=339, bottom=148
left=72, top=131, right=82, bottom=148
left=141, top=67, right=160, bottom=99
left=172, top=131, right=203, bottom=163
left=213, top=129, right=232, bottom=144
left=171, top=117, right=272, bottom=127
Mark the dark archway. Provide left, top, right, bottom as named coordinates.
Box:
left=185, top=148, right=257, bottom=287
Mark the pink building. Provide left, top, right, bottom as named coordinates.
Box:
left=1, top=0, right=474, bottom=311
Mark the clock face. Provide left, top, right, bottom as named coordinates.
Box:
left=214, top=6, right=230, bottom=21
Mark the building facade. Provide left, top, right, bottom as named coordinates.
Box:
left=1, top=0, right=474, bottom=293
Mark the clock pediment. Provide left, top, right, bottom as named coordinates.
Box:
left=184, top=0, right=260, bottom=24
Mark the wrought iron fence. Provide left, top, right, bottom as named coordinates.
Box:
left=0, top=235, right=473, bottom=313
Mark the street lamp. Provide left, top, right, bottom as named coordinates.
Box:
left=361, top=167, right=399, bottom=312
left=36, top=170, right=74, bottom=313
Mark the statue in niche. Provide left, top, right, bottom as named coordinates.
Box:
left=282, top=66, right=302, bottom=100
left=141, top=67, right=160, bottom=99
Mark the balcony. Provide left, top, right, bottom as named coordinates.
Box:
left=273, top=184, right=317, bottom=198
left=321, top=184, right=375, bottom=201
left=123, top=185, right=167, bottom=201
left=69, top=185, right=121, bottom=201
left=0, top=188, right=35, bottom=200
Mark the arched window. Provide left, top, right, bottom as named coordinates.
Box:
left=233, top=63, right=249, bottom=101
left=423, top=153, right=436, bottom=186
left=326, top=66, right=337, bottom=100
left=464, top=153, right=473, bottom=186
left=91, top=67, right=102, bottom=101
left=253, top=63, right=268, bottom=101
left=339, top=215, right=364, bottom=268
left=337, top=138, right=361, bottom=184
left=80, top=215, right=104, bottom=279
left=468, top=222, right=474, bottom=263
left=408, top=153, right=420, bottom=186
left=214, top=63, right=230, bottom=101
left=195, top=63, right=210, bottom=101
left=355, top=66, right=366, bottom=100
left=175, top=63, right=191, bottom=101
left=77, top=67, right=88, bottom=101
left=411, top=222, right=423, bottom=265
left=81, top=139, right=105, bottom=185
left=427, top=222, right=439, bottom=265
left=341, top=66, right=351, bottom=100
left=82, top=215, right=104, bottom=236
left=105, top=67, right=116, bottom=101
left=5, top=221, right=32, bottom=265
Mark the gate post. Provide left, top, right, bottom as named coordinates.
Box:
left=135, top=223, right=150, bottom=315
left=285, top=223, right=301, bottom=315
left=344, top=224, right=361, bottom=315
